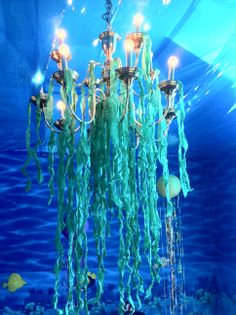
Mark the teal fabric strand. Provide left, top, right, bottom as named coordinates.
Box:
left=21, top=96, right=44, bottom=190
left=90, top=62, right=108, bottom=304
left=177, top=82, right=192, bottom=197
left=21, top=101, right=33, bottom=191
left=48, top=132, right=55, bottom=205
left=34, top=98, right=44, bottom=184
left=53, top=135, right=67, bottom=311
left=44, top=78, right=54, bottom=124
left=156, top=79, right=173, bottom=217
left=74, top=123, right=91, bottom=314
left=90, top=101, right=108, bottom=303
left=136, top=69, right=161, bottom=300
left=142, top=34, right=152, bottom=79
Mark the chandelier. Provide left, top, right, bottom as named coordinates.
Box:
left=23, top=0, right=192, bottom=314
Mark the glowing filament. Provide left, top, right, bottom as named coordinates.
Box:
left=133, top=13, right=144, bottom=32
left=162, top=0, right=171, bottom=5
left=58, top=44, right=70, bottom=58
left=57, top=100, right=66, bottom=119
left=56, top=29, right=67, bottom=43
left=168, top=56, right=178, bottom=80
left=58, top=44, right=70, bottom=69
left=124, top=39, right=134, bottom=67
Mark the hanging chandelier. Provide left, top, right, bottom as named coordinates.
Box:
left=23, top=0, right=192, bottom=314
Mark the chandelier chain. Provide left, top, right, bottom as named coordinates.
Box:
left=102, top=0, right=113, bottom=26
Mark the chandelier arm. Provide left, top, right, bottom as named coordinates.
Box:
left=73, top=125, right=81, bottom=133
left=67, top=93, right=97, bottom=125
left=152, top=116, right=175, bottom=141
left=153, top=117, right=175, bottom=142
left=95, top=88, right=106, bottom=100
left=154, top=108, right=169, bottom=125
left=154, top=92, right=175, bottom=125
left=163, top=115, right=175, bottom=137
left=42, top=110, right=63, bottom=134
left=68, top=102, right=83, bottom=123
left=42, top=109, right=81, bottom=134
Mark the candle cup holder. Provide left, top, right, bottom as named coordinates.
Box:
left=126, top=32, right=144, bottom=54
left=51, top=49, right=72, bottom=67
left=51, top=50, right=61, bottom=63
left=83, top=78, right=100, bottom=88
left=116, top=67, right=137, bottom=82
left=53, top=118, right=65, bottom=131
left=30, top=94, right=47, bottom=110
left=158, top=80, right=179, bottom=96
left=52, top=70, right=79, bottom=85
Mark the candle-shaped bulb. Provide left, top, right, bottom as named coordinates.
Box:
left=58, top=43, right=70, bottom=58
left=58, top=44, right=70, bottom=69
left=56, top=28, right=67, bottom=43
left=168, top=56, right=178, bottom=80
left=57, top=100, right=66, bottom=119
left=162, top=0, right=171, bottom=5
left=133, top=13, right=144, bottom=32
left=124, top=39, right=134, bottom=67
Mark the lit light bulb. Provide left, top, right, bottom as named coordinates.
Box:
left=56, top=100, right=66, bottom=119
left=124, top=39, right=135, bottom=52
left=133, top=13, right=144, bottom=32
left=162, top=0, right=171, bottom=5
left=124, top=39, right=135, bottom=67
left=56, top=28, right=67, bottom=42
left=168, top=56, right=178, bottom=80
left=58, top=43, right=70, bottom=58
left=58, top=44, right=71, bottom=71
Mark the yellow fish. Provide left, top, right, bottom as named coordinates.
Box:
left=2, top=273, right=26, bottom=292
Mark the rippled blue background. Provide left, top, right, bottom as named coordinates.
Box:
left=0, top=149, right=235, bottom=314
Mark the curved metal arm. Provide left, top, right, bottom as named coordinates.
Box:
left=154, top=108, right=169, bottom=125
left=154, top=115, right=175, bottom=142
left=67, top=87, right=105, bottom=125
left=42, top=109, right=80, bottom=134
left=42, top=109, right=63, bottom=134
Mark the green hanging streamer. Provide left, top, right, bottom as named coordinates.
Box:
left=48, top=132, right=55, bottom=205
left=53, top=134, right=67, bottom=312
left=156, top=79, right=174, bottom=217
left=74, top=122, right=91, bottom=314
left=23, top=21, right=193, bottom=314
left=177, top=82, right=192, bottom=197
left=21, top=101, right=33, bottom=191
left=21, top=94, right=44, bottom=190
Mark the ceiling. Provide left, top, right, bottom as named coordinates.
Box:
left=0, top=0, right=235, bottom=156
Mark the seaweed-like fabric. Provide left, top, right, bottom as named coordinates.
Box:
left=23, top=33, right=191, bottom=314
